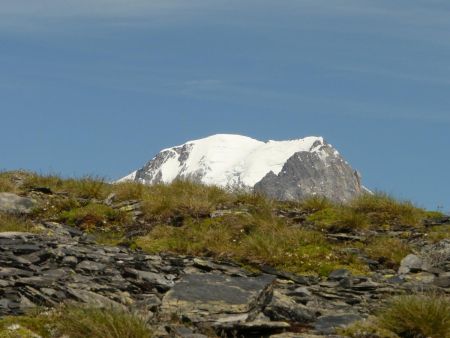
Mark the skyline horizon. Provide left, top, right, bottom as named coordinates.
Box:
left=3, top=130, right=448, bottom=213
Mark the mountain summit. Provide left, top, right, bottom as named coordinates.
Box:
left=118, top=134, right=364, bottom=202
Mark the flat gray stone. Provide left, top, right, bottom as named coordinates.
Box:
left=314, top=313, right=362, bottom=334
left=161, top=273, right=275, bottom=323
left=75, top=260, right=106, bottom=273
left=0, top=193, right=36, bottom=214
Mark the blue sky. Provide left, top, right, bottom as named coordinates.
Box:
left=1, top=0, right=449, bottom=211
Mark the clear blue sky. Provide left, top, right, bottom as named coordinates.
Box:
left=1, top=1, right=449, bottom=211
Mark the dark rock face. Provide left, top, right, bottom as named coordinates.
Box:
left=135, top=144, right=196, bottom=185
left=254, top=143, right=363, bottom=203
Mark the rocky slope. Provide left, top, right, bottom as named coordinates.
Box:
left=0, top=183, right=449, bottom=338
left=1, top=222, right=449, bottom=337
left=119, top=134, right=364, bottom=203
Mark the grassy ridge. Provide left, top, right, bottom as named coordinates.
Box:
left=0, top=171, right=444, bottom=276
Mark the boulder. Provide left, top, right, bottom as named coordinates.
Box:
left=264, top=290, right=316, bottom=323
left=398, top=254, right=423, bottom=274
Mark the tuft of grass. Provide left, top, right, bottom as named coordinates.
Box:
left=0, top=172, right=18, bottom=193
left=58, top=203, right=130, bottom=230
left=54, top=305, right=152, bottom=338
left=307, top=207, right=369, bottom=232
left=0, top=308, right=53, bottom=338
left=362, top=236, right=411, bottom=268
left=351, top=193, right=426, bottom=227
left=112, top=181, right=146, bottom=201
left=299, top=196, right=335, bottom=213
left=378, top=293, right=450, bottom=338
left=22, top=174, right=110, bottom=200
left=0, top=213, right=40, bottom=233
left=339, top=316, right=400, bottom=338
left=0, top=305, right=152, bottom=338
left=139, top=180, right=232, bottom=224
left=307, top=193, right=429, bottom=232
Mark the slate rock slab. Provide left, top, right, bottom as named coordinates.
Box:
left=0, top=193, right=36, bottom=214
left=161, top=273, right=275, bottom=323
left=314, top=313, right=362, bottom=334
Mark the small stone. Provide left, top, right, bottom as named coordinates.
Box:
left=104, top=193, right=116, bottom=206
left=62, top=256, right=78, bottom=266
left=328, top=269, right=351, bottom=281
left=434, top=273, right=450, bottom=288
left=351, top=281, right=379, bottom=291
left=287, top=286, right=312, bottom=297
left=399, top=254, right=423, bottom=274
left=76, top=260, right=106, bottom=273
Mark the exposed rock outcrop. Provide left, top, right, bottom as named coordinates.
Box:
left=254, top=142, right=363, bottom=202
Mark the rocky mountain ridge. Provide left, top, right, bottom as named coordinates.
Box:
left=119, top=134, right=364, bottom=203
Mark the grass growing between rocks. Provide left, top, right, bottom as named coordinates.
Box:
left=341, top=293, right=450, bottom=338
left=361, top=236, right=412, bottom=269
left=136, top=214, right=368, bottom=276
left=58, top=203, right=131, bottom=230
left=0, top=305, right=153, bottom=338
left=426, top=224, right=450, bottom=243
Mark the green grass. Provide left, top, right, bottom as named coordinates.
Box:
left=0, top=308, right=53, bottom=338
left=54, top=305, right=152, bottom=338
left=362, top=236, right=412, bottom=269
left=307, top=207, right=370, bottom=232
left=426, top=224, right=450, bottom=243
left=341, top=293, right=450, bottom=338
left=0, top=213, right=40, bottom=233
left=0, top=172, right=18, bottom=193
left=307, top=193, right=433, bottom=232
left=136, top=212, right=368, bottom=276
left=339, top=316, right=400, bottom=338
left=22, top=173, right=111, bottom=200
left=350, top=193, right=428, bottom=227
left=58, top=203, right=131, bottom=230
left=138, top=180, right=232, bottom=224
left=378, top=293, right=450, bottom=338
left=0, top=305, right=152, bottom=338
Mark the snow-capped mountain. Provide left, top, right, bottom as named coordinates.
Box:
left=118, top=134, right=364, bottom=202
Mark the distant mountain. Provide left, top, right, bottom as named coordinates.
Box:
left=118, top=134, right=364, bottom=202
